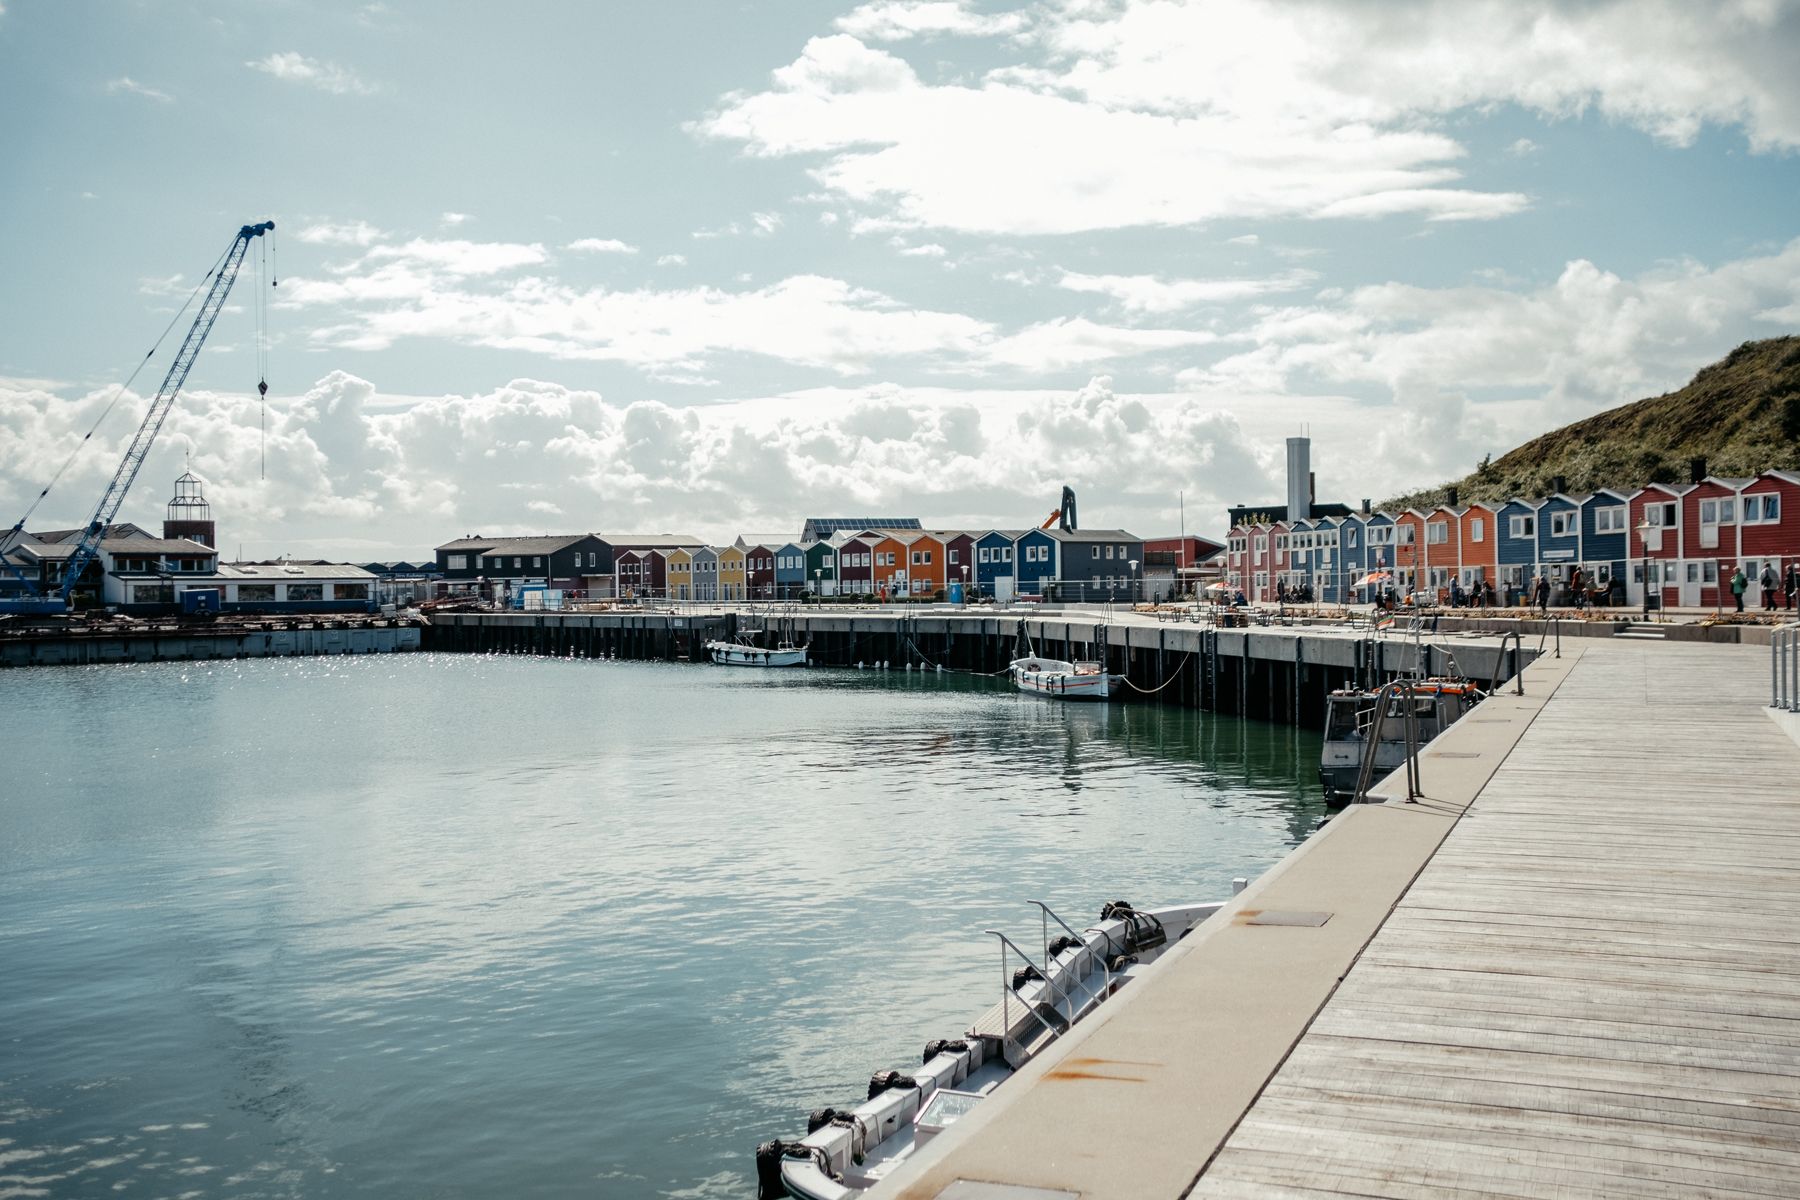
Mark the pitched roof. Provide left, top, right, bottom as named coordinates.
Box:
left=23, top=536, right=215, bottom=558
left=1045, top=528, right=1142, bottom=542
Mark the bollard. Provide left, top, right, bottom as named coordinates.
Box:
left=1232, top=877, right=1248, bottom=894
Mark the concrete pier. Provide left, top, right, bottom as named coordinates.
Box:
left=870, top=638, right=1800, bottom=1199
left=423, top=608, right=1537, bottom=727
left=0, top=617, right=421, bottom=667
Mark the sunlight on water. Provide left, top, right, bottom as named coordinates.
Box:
left=0, top=654, right=1322, bottom=1198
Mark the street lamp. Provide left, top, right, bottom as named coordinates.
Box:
left=1128, top=558, right=1139, bottom=604
left=813, top=567, right=821, bottom=603
left=1636, top=520, right=1653, bottom=619
left=960, top=564, right=969, bottom=605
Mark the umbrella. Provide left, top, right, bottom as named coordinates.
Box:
left=1203, top=581, right=1231, bottom=593
left=1355, top=571, right=1393, bottom=587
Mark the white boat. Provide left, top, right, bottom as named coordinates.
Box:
left=1009, top=656, right=1120, bottom=700
left=757, top=897, right=1229, bottom=1200
left=707, top=637, right=808, bottom=667
left=1319, top=677, right=1482, bottom=805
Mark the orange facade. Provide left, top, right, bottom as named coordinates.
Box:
left=902, top=533, right=947, bottom=596
left=1393, top=511, right=1425, bottom=587
left=1456, top=504, right=1499, bottom=583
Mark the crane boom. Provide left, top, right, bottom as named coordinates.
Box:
left=53, top=221, right=273, bottom=605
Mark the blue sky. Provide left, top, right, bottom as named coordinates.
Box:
left=2, top=0, right=1797, bottom=558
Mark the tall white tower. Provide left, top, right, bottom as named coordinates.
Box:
left=1285, top=437, right=1311, bottom=521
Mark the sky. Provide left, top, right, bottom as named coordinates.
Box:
left=1, top=0, right=1797, bottom=559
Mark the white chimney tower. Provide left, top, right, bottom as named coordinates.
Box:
left=1285, top=436, right=1311, bottom=521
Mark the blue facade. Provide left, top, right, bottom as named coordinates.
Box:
left=774, top=542, right=807, bottom=595
left=1362, top=512, right=1397, bottom=575
left=1338, top=514, right=1368, bottom=579
left=1536, top=496, right=1581, bottom=577
left=973, top=530, right=1016, bottom=596
left=1495, top=499, right=1542, bottom=593
left=1287, top=518, right=1314, bottom=587
left=1015, top=529, right=1058, bottom=595
left=1579, top=491, right=1630, bottom=574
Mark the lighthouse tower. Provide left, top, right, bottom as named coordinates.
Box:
left=163, top=471, right=216, bottom=548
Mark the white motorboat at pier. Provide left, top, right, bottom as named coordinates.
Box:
left=757, top=895, right=1233, bottom=1199
left=707, top=634, right=808, bottom=667
left=1009, top=656, right=1120, bottom=700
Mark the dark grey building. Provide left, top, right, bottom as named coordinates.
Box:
left=1046, top=528, right=1146, bottom=602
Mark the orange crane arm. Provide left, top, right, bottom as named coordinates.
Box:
left=1040, top=509, right=1060, bottom=530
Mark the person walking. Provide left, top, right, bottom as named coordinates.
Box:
left=1569, top=567, right=1585, bottom=612
left=1730, top=566, right=1748, bottom=613
left=1533, top=573, right=1550, bottom=613
left=1761, top=563, right=1780, bottom=612
left=1786, top=561, right=1799, bottom=611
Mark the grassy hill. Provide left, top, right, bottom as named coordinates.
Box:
left=1383, top=335, right=1800, bottom=510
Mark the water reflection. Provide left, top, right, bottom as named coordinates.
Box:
left=1, top=655, right=1323, bottom=1199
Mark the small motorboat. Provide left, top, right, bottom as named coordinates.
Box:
left=707, top=635, right=808, bottom=667
left=1319, top=677, right=1483, bottom=805
left=1009, top=656, right=1120, bottom=700
left=756, top=897, right=1231, bottom=1199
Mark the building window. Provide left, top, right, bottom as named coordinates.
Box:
left=533, top=556, right=543, bottom=568
left=287, top=583, right=324, bottom=602
left=513, top=557, right=522, bottom=569
left=1551, top=512, right=1576, bottom=537
left=1509, top=515, right=1535, bottom=538
left=1745, top=494, right=1780, bottom=523
left=447, top=554, right=468, bottom=570
left=236, top=584, right=275, bottom=602
left=948, top=549, right=959, bottom=563
left=1427, top=522, right=1448, bottom=544
left=979, top=547, right=990, bottom=563
left=1092, top=546, right=1101, bottom=559
left=1470, top=519, right=1484, bottom=542
left=1595, top=506, right=1625, bottom=533
left=334, top=583, right=369, bottom=600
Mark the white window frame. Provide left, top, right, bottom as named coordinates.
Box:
left=1550, top=512, right=1576, bottom=537
left=447, top=554, right=467, bottom=570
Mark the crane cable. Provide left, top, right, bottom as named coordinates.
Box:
left=6, top=242, right=232, bottom=541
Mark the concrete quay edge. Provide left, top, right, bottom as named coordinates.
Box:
left=868, top=648, right=1585, bottom=1200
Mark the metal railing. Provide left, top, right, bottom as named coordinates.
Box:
left=1029, top=899, right=1112, bottom=1009
left=1774, top=623, right=1800, bottom=712
left=1350, top=680, right=1422, bottom=804
left=984, top=930, right=1071, bottom=1045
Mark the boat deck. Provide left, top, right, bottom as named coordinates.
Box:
left=875, top=639, right=1800, bottom=1199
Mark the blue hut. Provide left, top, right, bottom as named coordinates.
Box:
left=973, top=530, right=1017, bottom=598
left=1495, top=498, right=1542, bottom=600
left=1579, top=489, right=1630, bottom=594
left=1015, top=528, right=1058, bottom=597
left=774, top=542, right=807, bottom=598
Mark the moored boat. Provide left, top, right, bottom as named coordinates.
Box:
left=707, top=636, right=808, bottom=667
left=1009, top=656, right=1120, bottom=700
left=1319, top=677, right=1482, bottom=805
left=756, top=897, right=1229, bottom=1199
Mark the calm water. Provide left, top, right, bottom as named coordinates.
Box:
left=0, top=653, right=1322, bottom=1199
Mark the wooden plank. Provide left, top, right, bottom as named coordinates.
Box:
left=1190, top=642, right=1800, bottom=1199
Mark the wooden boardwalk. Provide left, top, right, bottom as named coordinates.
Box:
left=1193, top=641, right=1800, bottom=1199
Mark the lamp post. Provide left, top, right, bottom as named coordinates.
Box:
left=1129, top=558, right=1139, bottom=605
left=1636, top=520, right=1653, bottom=619
left=813, top=567, right=821, bottom=604
left=961, top=564, right=969, bottom=605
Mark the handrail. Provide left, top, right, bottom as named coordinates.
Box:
left=1030, top=899, right=1113, bottom=1006
left=1774, top=623, right=1800, bottom=713
left=1350, top=680, right=1397, bottom=804
left=1494, top=627, right=1525, bottom=695
left=983, top=930, right=1066, bottom=1043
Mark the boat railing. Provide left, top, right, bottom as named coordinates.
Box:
left=1773, top=622, right=1800, bottom=712
left=1351, top=679, right=1423, bottom=804
left=1028, top=899, right=1112, bottom=1006
left=983, top=930, right=1072, bottom=1043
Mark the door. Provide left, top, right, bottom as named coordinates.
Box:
left=994, top=575, right=1015, bottom=603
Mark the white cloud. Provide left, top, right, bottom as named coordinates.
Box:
left=247, top=52, right=379, bottom=96
left=1227, top=234, right=1260, bottom=246
left=895, top=242, right=947, bottom=257
left=656, top=254, right=688, bottom=267
left=106, top=76, right=172, bottom=103
left=1057, top=269, right=1318, bottom=313
left=835, top=0, right=1027, bottom=41
left=364, top=237, right=548, bottom=275
left=296, top=220, right=385, bottom=246
left=692, top=212, right=785, bottom=239
left=1180, top=233, right=1800, bottom=422
left=566, top=237, right=639, bottom=254
left=698, top=2, right=1800, bottom=236
left=441, top=212, right=471, bottom=227
left=1507, top=137, right=1540, bottom=156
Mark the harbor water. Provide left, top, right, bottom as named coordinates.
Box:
left=0, top=654, right=1323, bottom=1198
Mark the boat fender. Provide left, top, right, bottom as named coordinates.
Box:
left=1099, top=899, right=1137, bottom=921
left=754, top=1140, right=804, bottom=1200
left=867, top=1069, right=921, bottom=1099
left=806, top=1107, right=839, bottom=1134
left=1010, top=963, right=1044, bottom=991
left=923, top=1037, right=969, bottom=1064
left=1047, top=935, right=1081, bottom=958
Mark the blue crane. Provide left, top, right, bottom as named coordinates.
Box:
left=1, top=221, right=274, bottom=615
